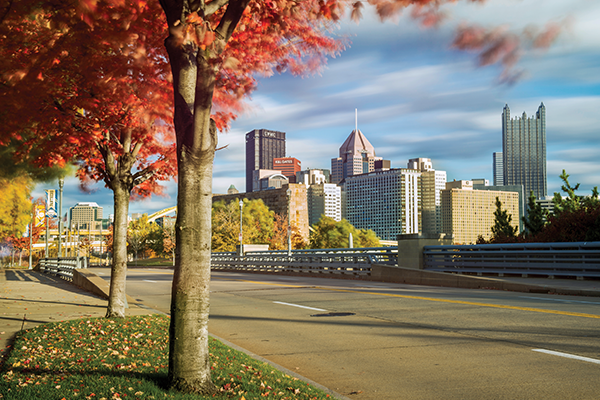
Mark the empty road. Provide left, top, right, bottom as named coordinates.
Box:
left=95, top=268, right=600, bottom=399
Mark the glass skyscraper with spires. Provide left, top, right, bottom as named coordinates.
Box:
left=502, top=103, right=547, bottom=199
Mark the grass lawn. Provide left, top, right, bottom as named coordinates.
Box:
left=0, top=315, right=333, bottom=400
left=126, top=259, right=173, bottom=268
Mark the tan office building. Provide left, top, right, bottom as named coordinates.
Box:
left=441, top=180, right=520, bottom=244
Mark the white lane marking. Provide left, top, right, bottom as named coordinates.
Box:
left=533, top=349, right=600, bottom=364
left=352, top=284, right=386, bottom=288
left=520, top=296, right=600, bottom=305
left=144, top=280, right=158, bottom=283
left=273, top=301, right=327, bottom=312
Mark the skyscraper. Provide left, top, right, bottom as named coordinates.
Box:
left=344, top=168, right=421, bottom=240
left=493, top=152, right=503, bottom=186
left=69, top=202, right=103, bottom=230
left=502, top=103, right=547, bottom=199
left=307, top=183, right=342, bottom=226
left=245, top=129, right=286, bottom=192
left=331, top=128, right=381, bottom=184
left=407, top=158, right=446, bottom=235
left=273, top=157, right=301, bottom=183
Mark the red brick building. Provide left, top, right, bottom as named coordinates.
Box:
left=273, top=157, right=301, bottom=183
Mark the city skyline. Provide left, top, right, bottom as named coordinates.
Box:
left=32, top=0, right=600, bottom=216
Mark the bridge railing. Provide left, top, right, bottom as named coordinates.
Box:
left=423, top=242, right=600, bottom=279
left=38, top=257, right=88, bottom=281
left=211, top=247, right=397, bottom=276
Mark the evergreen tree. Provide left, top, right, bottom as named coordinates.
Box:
left=491, top=197, right=518, bottom=242
left=522, top=191, right=547, bottom=237
left=552, top=170, right=581, bottom=217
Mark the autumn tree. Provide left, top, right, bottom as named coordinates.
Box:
left=128, top=215, right=158, bottom=262
left=153, top=0, right=566, bottom=392
left=269, top=213, right=306, bottom=250
left=147, top=216, right=176, bottom=262
left=0, top=0, right=177, bottom=317
left=212, top=198, right=279, bottom=251
left=0, top=176, right=33, bottom=243
left=310, top=216, right=380, bottom=249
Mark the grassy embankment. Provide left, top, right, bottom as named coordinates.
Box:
left=0, top=314, right=332, bottom=400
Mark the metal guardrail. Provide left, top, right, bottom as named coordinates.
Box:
left=38, top=257, right=88, bottom=280
left=423, top=242, right=600, bottom=279
left=211, top=247, right=397, bottom=276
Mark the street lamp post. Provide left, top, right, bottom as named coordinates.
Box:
left=58, top=178, right=64, bottom=257
left=286, top=188, right=292, bottom=257
left=239, top=199, right=243, bottom=252
left=28, top=202, right=33, bottom=269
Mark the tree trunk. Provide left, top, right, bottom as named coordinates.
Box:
left=106, top=182, right=130, bottom=318
left=165, top=33, right=218, bottom=394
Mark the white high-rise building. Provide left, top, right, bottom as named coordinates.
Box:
left=344, top=168, right=421, bottom=240
left=407, top=158, right=446, bottom=235
left=307, top=183, right=342, bottom=226
left=493, top=152, right=503, bottom=186
left=298, top=168, right=341, bottom=225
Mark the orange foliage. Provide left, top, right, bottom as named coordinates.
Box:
left=0, top=0, right=175, bottom=198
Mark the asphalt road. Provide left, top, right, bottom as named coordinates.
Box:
left=95, top=268, right=600, bottom=399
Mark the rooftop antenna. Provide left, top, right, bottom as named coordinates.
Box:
left=355, top=108, right=358, bottom=133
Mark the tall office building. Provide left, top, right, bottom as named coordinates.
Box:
left=408, top=158, right=446, bottom=235
left=502, top=103, right=547, bottom=199
left=297, top=168, right=340, bottom=225
left=273, top=157, right=301, bottom=183
left=307, top=183, right=342, bottom=226
left=493, top=152, right=503, bottom=186
left=331, top=128, right=381, bottom=184
left=69, top=202, right=103, bottom=230
left=344, top=168, right=421, bottom=240
left=245, top=129, right=286, bottom=192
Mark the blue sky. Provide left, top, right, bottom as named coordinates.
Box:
left=33, top=0, right=600, bottom=217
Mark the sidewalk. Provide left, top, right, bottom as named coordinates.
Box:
left=0, top=268, right=151, bottom=365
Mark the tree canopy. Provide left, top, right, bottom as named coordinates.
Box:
left=211, top=198, right=306, bottom=251
left=0, top=176, right=33, bottom=242
left=212, top=198, right=274, bottom=251
left=310, top=216, right=380, bottom=249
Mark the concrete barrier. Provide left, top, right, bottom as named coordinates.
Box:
left=397, top=233, right=453, bottom=269
left=370, top=264, right=554, bottom=293
left=73, top=269, right=137, bottom=305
